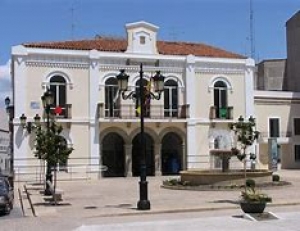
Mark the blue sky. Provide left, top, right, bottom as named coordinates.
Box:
left=0, top=0, right=299, bottom=107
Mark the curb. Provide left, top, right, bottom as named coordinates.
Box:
left=31, top=198, right=300, bottom=218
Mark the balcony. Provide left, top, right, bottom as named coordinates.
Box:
left=97, top=104, right=189, bottom=119
left=209, top=106, right=233, bottom=120
left=259, top=131, right=292, bottom=144
left=48, top=104, right=72, bottom=119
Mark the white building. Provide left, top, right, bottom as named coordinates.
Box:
left=10, top=21, right=300, bottom=182
left=0, top=109, right=10, bottom=174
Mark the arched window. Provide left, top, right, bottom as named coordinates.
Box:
left=164, top=80, right=178, bottom=117
left=105, top=78, right=119, bottom=117
left=213, top=81, right=228, bottom=119
left=50, top=76, right=67, bottom=117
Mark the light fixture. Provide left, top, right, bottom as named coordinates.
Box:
left=152, top=71, right=165, bottom=92
left=4, top=96, right=10, bottom=108
left=116, top=69, right=130, bottom=92
left=19, top=113, right=41, bottom=134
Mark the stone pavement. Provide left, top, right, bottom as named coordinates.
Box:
left=20, top=169, right=300, bottom=219
left=74, top=211, right=300, bottom=231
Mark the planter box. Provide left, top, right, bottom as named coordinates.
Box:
left=240, top=201, right=266, bottom=213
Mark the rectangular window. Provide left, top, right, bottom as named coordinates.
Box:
left=269, top=118, right=279, bottom=137
left=294, top=145, right=300, bottom=162
left=294, top=118, right=300, bottom=135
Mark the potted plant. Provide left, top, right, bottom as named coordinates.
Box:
left=240, top=184, right=272, bottom=213
left=230, top=116, right=272, bottom=213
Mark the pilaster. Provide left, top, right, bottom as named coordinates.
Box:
left=89, top=50, right=100, bottom=171
left=245, top=58, right=255, bottom=117
left=186, top=120, right=197, bottom=169
left=11, top=45, right=28, bottom=174
left=185, top=55, right=196, bottom=118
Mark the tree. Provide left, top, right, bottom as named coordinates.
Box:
left=34, top=122, right=73, bottom=203
left=229, top=116, right=260, bottom=190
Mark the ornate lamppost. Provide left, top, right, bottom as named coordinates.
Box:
left=41, top=89, right=55, bottom=195
left=19, top=89, right=54, bottom=195
left=116, top=63, right=165, bottom=210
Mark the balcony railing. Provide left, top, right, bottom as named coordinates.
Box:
left=97, top=104, right=190, bottom=119
left=260, top=131, right=292, bottom=138
left=209, top=106, right=233, bottom=120
left=47, top=104, right=72, bottom=119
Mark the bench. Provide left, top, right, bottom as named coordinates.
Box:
left=46, top=180, right=64, bottom=201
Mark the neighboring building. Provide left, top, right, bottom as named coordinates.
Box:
left=256, top=59, right=286, bottom=91
left=254, top=91, right=300, bottom=169
left=252, top=10, right=300, bottom=170
left=286, top=10, right=300, bottom=92
left=0, top=109, right=10, bottom=174
left=255, top=11, right=300, bottom=93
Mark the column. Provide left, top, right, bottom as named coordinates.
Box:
left=154, top=143, right=162, bottom=176
left=181, top=143, right=186, bottom=170
left=125, top=144, right=132, bottom=177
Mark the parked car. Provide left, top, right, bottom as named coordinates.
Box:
left=0, top=177, right=14, bottom=214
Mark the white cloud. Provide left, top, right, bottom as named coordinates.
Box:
left=0, top=60, right=10, bottom=77
left=0, top=60, right=12, bottom=108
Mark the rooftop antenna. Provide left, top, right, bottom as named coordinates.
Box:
left=250, top=0, right=256, bottom=60
left=168, top=26, right=184, bottom=41
left=70, top=1, right=76, bottom=40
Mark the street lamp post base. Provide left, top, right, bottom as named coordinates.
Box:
left=137, top=199, right=151, bottom=210
left=137, top=180, right=150, bottom=210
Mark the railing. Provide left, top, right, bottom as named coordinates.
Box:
left=47, top=104, right=72, bottom=119
left=260, top=131, right=292, bottom=138
left=209, top=106, right=233, bottom=120
left=14, top=163, right=108, bottom=183
left=97, top=103, right=190, bottom=119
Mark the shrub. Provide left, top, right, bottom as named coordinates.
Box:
left=163, top=178, right=181, bottom=186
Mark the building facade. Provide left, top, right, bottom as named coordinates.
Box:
left=11, top=21, right=300, bottom=182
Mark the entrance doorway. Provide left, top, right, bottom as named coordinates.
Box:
left=101, top=133, right=125, bottom=177
left=132, top=133, right=154, bottom=176
left=161, top=132, right=182, bottom=175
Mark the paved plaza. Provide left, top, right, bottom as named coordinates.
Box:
left=1, top=169, right=300, bottom=230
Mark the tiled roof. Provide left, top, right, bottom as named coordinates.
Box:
left=23, top=37, right=246, bottom=59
